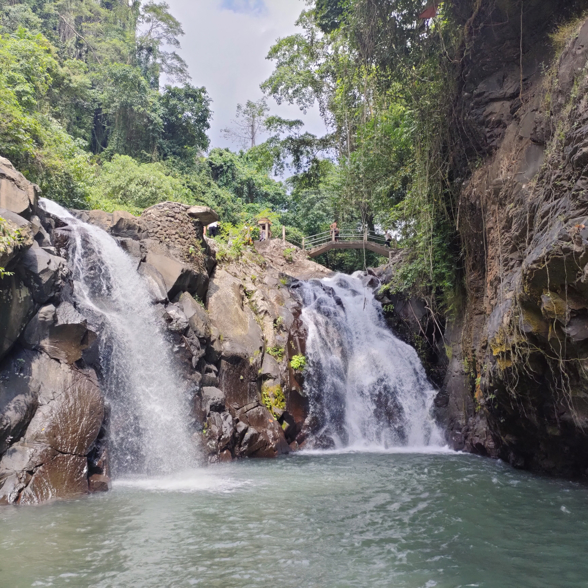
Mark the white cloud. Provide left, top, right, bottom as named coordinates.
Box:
left=166, top=0, right=326, bottom=150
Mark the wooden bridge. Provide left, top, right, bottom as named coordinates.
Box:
left=300, top=229, right=392, bottom=259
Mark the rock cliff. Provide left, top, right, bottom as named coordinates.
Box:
left=0, top=168, right=330, bottom=502
left=378, top=7, right=588, bottom=479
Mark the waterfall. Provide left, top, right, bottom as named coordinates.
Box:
left=298, top=273, right=442, bottom=449
left=40, top=199, right=195, bottom=476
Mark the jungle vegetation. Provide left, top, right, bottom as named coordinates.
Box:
left=3, top=0, right=576, bottom=295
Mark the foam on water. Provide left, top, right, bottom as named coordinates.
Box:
left=298, top=445, right=454, bottom=456
left=113, top=469, right=249, bottom=494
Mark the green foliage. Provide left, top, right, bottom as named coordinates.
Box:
left=0, top=1, right=219, bottom=211
left=314, top=0, right=348, bottom=33
left=261, top=383, right=286, bottom=418
left=267, top=346, right=285, bottom=361
left=283, top=247, right=296, bottom=262
left=214, top=222, right=257, bottom=263
left=88, top=155, right=191, bottom=213
left=0, top=215, right=22, bottom=278
left=263, top=0, right=462, bottom=291
left=290, top=354, right=306, bottom=371
left=159, top=84, right=211, bottom=158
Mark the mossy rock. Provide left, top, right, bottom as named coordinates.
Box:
left=540, top=290, right=569, bottom=322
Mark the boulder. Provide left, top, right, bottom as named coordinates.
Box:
left=138, top=261, right=168, bottom=303
left=22, top=302, right=97, bottom=364
left=238, top=405, right=289, bottom=457
left=0, top=157, right=38, bottom=217
left=261, top=353, right=281, bottom=380
left=237, top=426, right=264, bottom=457
left=19, top=243, right=64, bottom=303
left=30, top=215, right=52, bottom=248
left=163, top=304, right=189, bottom=334
left=89, top=473, right=110, bottom=493
left=85, top=210, right=114, bottom=231
left=110, top=211, right=141, bottom=240
left=0, top=353, right=104, bottom=504
left=0, top=208, right=34, bottom=269
left=207, top=269, right=264, bottom=359
left=201, top=386, right=225, bottom=414
left=0, top=349, right=39, bottom=458
left=117, top=238, right=142, bottom=260
left=0, top=275, right=34, bottom=361
left=178, top=291, right=210, bottom=339
left=187, top=206, right=219, bottom=225
left=145, top=251, right=207, bottom=300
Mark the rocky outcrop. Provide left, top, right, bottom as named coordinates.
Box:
left=78, top=198, right=325, bottom=464
left=0, top=350, right=104, bottom=504
left=0, top=161, right=332, bottom=502
left=0, top=166, right=108, bottom=504
left=0, top=157, right=38, bottom=218
left=194, top=239, right=328, bottom=462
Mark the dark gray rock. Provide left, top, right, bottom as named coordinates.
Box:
left=163, top=304, right=189, bottom=334
left=0, top=275, right=34, bottom=361
left=0, top=349, right=39, bottom=457
left=261, top=353, right=280, bottom=380
left=22, top=302, right=97, bottom=364
left=178, top=292, right=210, bottom=339
left=0, top=157, right=38, bottom=217
left=0, top=353, right=104, bottom=504
left=19, top=243, right=64, bottom=303
left=201, top=386, right=225, bottom=414
left=138, top=261, right=168, bottom=303
left=187, top=206, right=219, bottom=225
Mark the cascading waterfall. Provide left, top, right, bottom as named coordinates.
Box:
left=40, top=199, right=195, bottom=476
left=299, top=273, right=443, bottom=449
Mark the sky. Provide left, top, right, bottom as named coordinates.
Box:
left=166, top=0, right=326, bottom=150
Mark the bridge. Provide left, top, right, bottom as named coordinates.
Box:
left=300, top=229, right=392, bottom=259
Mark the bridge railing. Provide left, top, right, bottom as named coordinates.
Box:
left=302, top=229, right=391, bottom=251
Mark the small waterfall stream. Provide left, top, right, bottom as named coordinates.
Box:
left=40, top=199, right=195, bottom=476
left=299, top=273, right=442, bottom=449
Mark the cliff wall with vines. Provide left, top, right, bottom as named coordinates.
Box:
left=438, top=10, right=588, bottom=478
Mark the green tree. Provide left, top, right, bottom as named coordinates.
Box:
left=136, top=0, right=188, bottom=87
left=159, top=84, right=211, bottom=159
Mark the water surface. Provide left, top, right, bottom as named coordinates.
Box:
left=1, top=452, right=587, bottom=588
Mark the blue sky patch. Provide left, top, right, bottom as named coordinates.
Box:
left=220, top=0, right=267, bottom=16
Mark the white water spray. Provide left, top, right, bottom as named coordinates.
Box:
left=40, top=199, right=195, bottom=476
left=298, top=273, right=443, bottom=449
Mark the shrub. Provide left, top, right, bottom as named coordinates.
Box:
left=290, top=354, right=306, bottom=371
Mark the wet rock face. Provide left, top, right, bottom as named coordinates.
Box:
left=23, top=302, right=97, bottom=364
left=0, top=164, right=109, bottom=505
left=0, top=351, right=104, bottom=504
left=434, top=11, right=588, bottom=477
left=191, top=240, right=330, bottom=462
left=0, top=274, right=34, bottom=361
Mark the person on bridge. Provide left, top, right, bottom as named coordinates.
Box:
left=330, top=221, right=340, bottom=241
